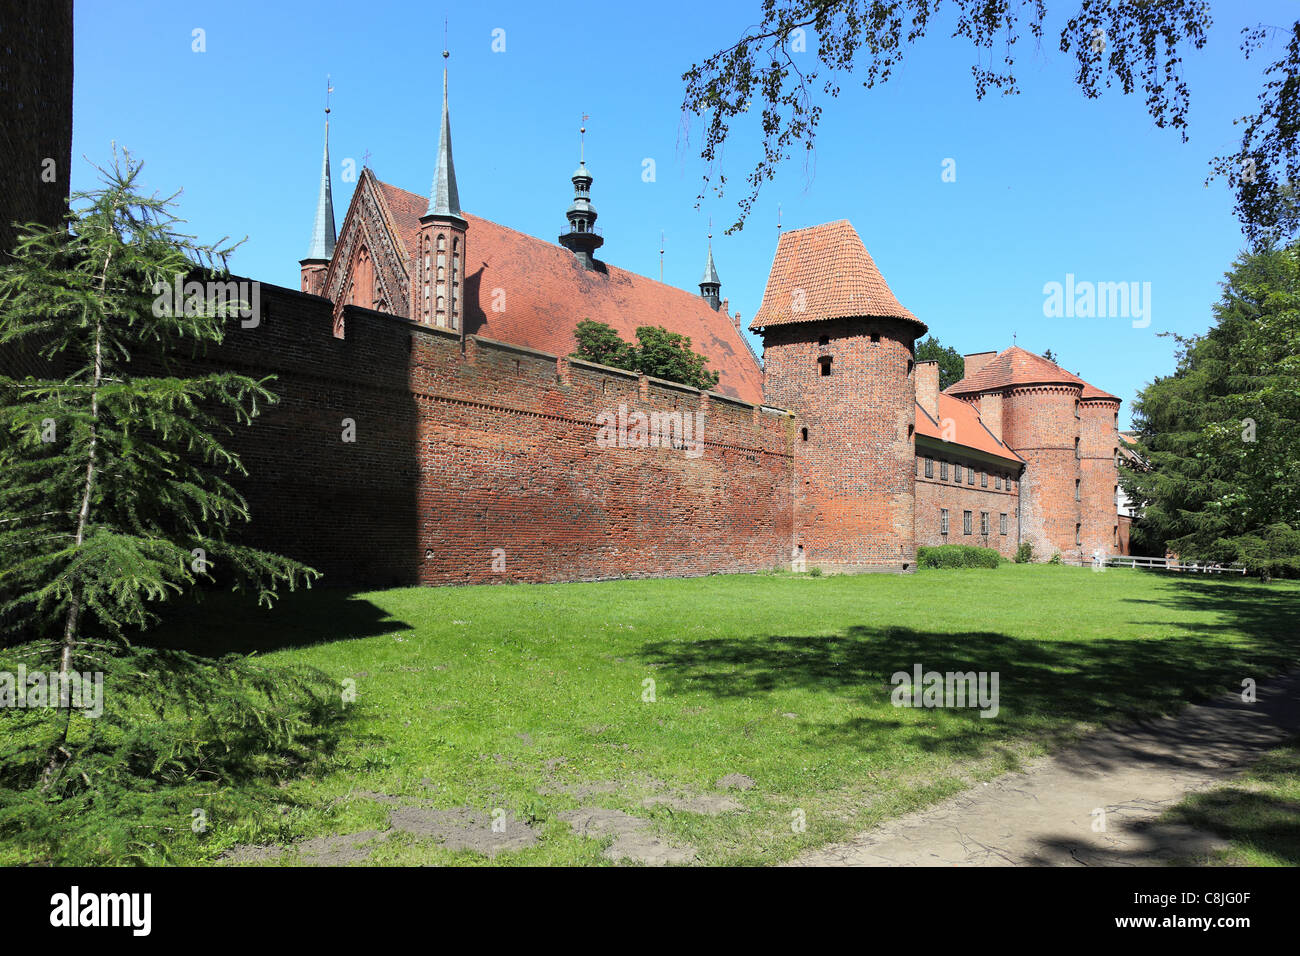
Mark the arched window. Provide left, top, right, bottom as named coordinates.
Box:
left=351, top=246, right=374, bottom=308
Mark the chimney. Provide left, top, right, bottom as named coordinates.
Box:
left=963, top=351, right=997, bottom=380
left=720, top=297, right=729, bottom=315
left=980, top=392, right=1004, bottom=443
left=916, top=360, right=940, bottom=421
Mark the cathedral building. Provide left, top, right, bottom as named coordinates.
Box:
left=275, top=58, right=1125, bottom=581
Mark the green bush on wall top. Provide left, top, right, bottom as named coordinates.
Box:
left=917, top=545, right=1002, bottom=569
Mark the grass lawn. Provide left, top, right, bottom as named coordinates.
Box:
left=7, top=564, right=1299, bottom=865
left=1162, top=740, right=1300, bottom=866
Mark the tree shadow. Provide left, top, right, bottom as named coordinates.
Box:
left=638, top=577, right=1300, bottom=763
left=143, top=587, right=414, bottom=657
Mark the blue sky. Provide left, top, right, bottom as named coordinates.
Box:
left=72, top=1, right=1294, bottom=426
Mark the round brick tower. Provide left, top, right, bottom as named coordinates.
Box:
left=948, top=347, right=1123, bottom=564
left=752, top=221, right=926, bottom=573
left=999, top=384, right=1083, bottom=562
left=1079, top=392, right=1123, bottom=560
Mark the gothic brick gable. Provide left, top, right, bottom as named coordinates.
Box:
left=324, top=169, right=412, bottom=323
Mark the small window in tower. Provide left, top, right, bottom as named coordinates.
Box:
left=1075, top=400, right=1080, bottom=419
left=1114, top=525, right=1119, bottom=547
left=818, top=335, right=829, bottom=346
left=1076, top=524, right=1082, bottom=546
left=1075, top=479, right=1081, bottom=501
left=907, top=360, right=914, bottom=375
left=801, top=427, right=809, bottom=441
left=819, top=357, right=832, bottom=376
left=1075, top=437, right=1081, bottom=459
left=907, top=424, right=914, bottom=439
left=438, top=234, right=446, bottom=251
left=870, top=332, right=881, bottom=343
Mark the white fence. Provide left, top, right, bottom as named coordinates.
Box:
left=1103, top=555, right=1247, bottom=575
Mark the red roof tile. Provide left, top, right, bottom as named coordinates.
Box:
left=373, top=179, right=764, bottom=403
left=750, top=220, right=925, bottom=333
left=916, top=393, right=1024, bottom=465
left=946, top=346, right=1118, bottom=402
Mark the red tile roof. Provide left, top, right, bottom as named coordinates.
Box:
left=946, top=346, right=1119, bottom=402
left=750, top=220, right=925, bottom=333
left=916, top=393, right=1024, bottom=465
left=373, top=178, right=764, bottom=403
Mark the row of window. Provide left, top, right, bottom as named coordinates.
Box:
left=939, top=509, right=1009, bottom=536
left=920, top=457, right=1016, bottom=493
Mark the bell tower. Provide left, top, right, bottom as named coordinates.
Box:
left=411, top=49, right=468, bottom=329
left=558, top=121, right=604, bottom=270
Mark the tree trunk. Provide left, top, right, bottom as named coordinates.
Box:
left=41, top=250, right=110, bottom=789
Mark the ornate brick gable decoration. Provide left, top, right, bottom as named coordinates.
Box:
left=325, top=169, right=412, bottom=333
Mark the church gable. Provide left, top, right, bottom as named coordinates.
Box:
left=325, top=168, right=411, bottom=322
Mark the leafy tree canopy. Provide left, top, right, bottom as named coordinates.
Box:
left=684, top=2, right=1297, bottom=242
left=572, top=320, right=722, bottom=392
left=915, top=335, right=964, bottom=390
left=1123, top=242, right=1300, bottom=579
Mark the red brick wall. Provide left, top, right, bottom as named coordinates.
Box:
left=999, top=385, right=1083, bottom=562
left=761, top=318, right=919, bottom=572
left=1080, top=397, right=1122, bottom=558
left=914, top=453, right=1020, bottom=557
left=202, top=283, right=795, bottom=587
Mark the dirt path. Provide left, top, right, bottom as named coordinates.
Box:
left=788, top=670, right=1300, bottom=867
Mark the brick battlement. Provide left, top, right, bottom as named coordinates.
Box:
left=202, top=281, right=796, bottom=587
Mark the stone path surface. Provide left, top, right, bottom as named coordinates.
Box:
left=789, top=670, right=1300, bottom=867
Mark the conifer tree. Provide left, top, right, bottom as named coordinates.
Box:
left=0, top=150, right=320, bottom=788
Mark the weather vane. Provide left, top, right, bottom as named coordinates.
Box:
left=325, top=74, right=333, bottom=115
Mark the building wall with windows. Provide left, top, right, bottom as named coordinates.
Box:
left=914, top=450, right=1021, bottom=558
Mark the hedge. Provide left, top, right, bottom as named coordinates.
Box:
left=917, top=544, right=1003, bottom=569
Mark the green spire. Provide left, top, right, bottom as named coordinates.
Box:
left=425, top=52, right=465, bottom=224
left=305, top=116, right=336, bottom=260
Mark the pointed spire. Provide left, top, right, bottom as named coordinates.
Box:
left=699, top=225, right=721, bottom=310
left=305, top=80, right=336, bottom=261
left=425, top=49, right=465, bottom=223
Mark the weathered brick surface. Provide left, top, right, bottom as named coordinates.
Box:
left=999, top=386, right=1085, bottom=562
left=0, top=0, right=72, bottom=382
left=914, top=454, right=1021, bottom=557
left=1080, top=397, right=1122, bottom=558
left=762, top=318, right=919, bottom=572
left=202, top=283, right=794, bottom=588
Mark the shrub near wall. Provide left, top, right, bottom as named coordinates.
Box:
left=917, top=544, right=1002, bottom=569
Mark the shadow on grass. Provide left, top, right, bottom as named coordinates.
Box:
left=639, top=578, right=1300, bottom=763
left=1159, top=742, right=1300, bottom=866
left=144, top=587, right=414, bottom=656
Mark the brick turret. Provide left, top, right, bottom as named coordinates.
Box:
left=411, top=50, right=468, bottom=329
left=752, top=220, right=927, bottom=573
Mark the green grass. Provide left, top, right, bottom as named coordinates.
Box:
left=7, top=564, right=1300, bottom=865
left=1162, top=740, right=1300, bottom=866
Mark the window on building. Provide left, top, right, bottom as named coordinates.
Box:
left=940, top=509, right=949, bottom=535
left=1000, top=513, right=1008, bottom=535
left=981, top=471, right=988, bottom=488
left=954, top=464, right=962, bottom=483
left=1075, top=478, right=1081, bottom=501
left=963, top=511, right=973, bottom=535
left=941, top=462, right=949, bottom=480
left=1114, top=525, right=1119, bottom=547
left=1075, top=400, right=1081, bottom=419
left=995, top=475, right=1002, bottom=490
left=1075, top=437, right=1081, bottom=459
left=924, top=458, right=934, bottom=478
left=801, top=428, right=808, bottom=441
left=819, top=357, right=832, bottom=376
left=980, top=511, right=989, bottom=535
left=1076, top=523, right=1082, bottom=546
left=870, top=332, right=881, bottom=343
left=967, top=469, right=975, bottom=485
